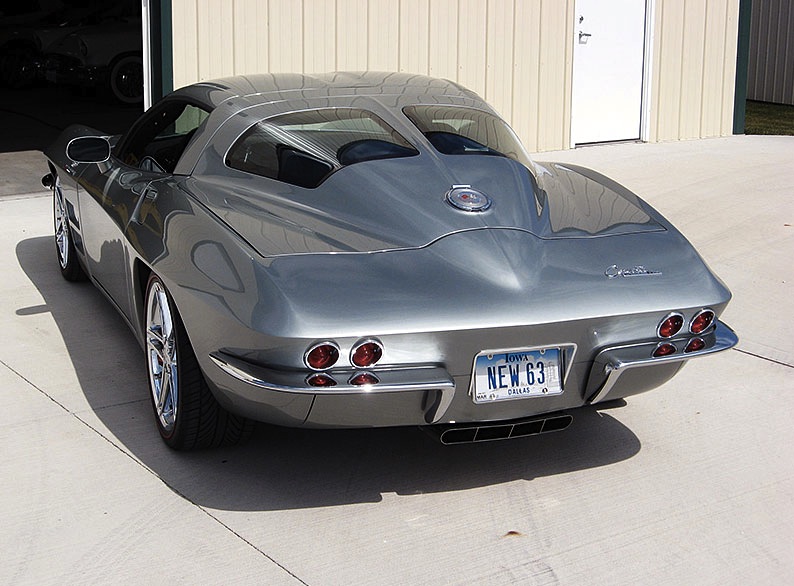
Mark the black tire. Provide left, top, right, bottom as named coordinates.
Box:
left=0, top=46, right=38, bottom=89
left=108, top=54, right=143, bottom=104
left=144, top=274, right=254, bottom=450
left=53, top=180, right=86, bottom=282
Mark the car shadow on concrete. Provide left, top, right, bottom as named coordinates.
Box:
left=16, top=234, right=641, bottom=511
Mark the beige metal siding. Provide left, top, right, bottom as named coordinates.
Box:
left=649, top=0, right=740, bottom=142
left=170, top=0, right=739, bottom=151
left=747, top=0, right=794, bottom=105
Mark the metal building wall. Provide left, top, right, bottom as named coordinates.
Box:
left=170, top=0, right=740, bottom=152
left=747, top=0, right=794, bottom=105
left=649, top=0, right=740, bottom=141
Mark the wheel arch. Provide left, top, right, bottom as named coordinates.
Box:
left=132, top=258, right=152, bottom=342
left=108, top=50, right=143, bottom=69
left=46, top=160, right=59, bottom=179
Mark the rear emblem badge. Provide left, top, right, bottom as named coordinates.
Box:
left=445, top=185, right=492, bottom=212
left=605, top=264, right=662, bottom=279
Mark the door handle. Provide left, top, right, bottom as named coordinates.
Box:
left=579, top=31, right=592, bottom=44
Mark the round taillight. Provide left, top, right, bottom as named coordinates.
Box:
left=306, top=373, right=337, bottom=387
left=657, top=313, right=684, bottom=338
left=653, top=342, right=676, bottom=357
left=349, top=372, right=379, bottom=386
left=305, top=342, right=339, bottom=370
left=690, top=309, right=715, bottom=334
left=351, top=340, right=383, bottom=368
left=685, top=338, right=706, bottom=353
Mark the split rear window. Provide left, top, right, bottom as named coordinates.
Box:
left=403, top=105, right=533, bottom=170
left=226, top=108, right=417, bottom=188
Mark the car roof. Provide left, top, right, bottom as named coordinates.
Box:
left=173, top=71, right=485, bottom=109
left=173, top=71, right=498, bottom=175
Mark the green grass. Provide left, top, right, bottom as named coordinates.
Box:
left=744, top=100, right=794, bottom=135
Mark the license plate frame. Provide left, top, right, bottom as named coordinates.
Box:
left=471, top=346, right=563, bottom=404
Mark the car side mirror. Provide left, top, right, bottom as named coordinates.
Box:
left=66, top=136, right=111, bottom=164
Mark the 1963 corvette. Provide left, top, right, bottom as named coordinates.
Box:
left=42, top=72, right=737, bottom=450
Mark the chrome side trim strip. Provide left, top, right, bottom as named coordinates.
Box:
left=210, top=352, right=457, bottom=422
left=209, top=352, right=457, bottom=422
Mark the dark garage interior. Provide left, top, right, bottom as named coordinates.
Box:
left=0, top=0, right=143, bottom=153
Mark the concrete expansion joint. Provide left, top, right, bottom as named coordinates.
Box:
left=2, top=359, right=308, bottom=583
left=733, top=348, right=794, bottom=370
left=0, top=357, right=156, bottom=474
left=189, top=505, right=311, bottom=586
left=1, top=357, right=71, bottom=413
left=3, top=356, right=307, bottom=584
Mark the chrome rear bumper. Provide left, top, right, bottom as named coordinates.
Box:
left=209, top=352, right=456, bottom=423
left=208, top=320, right=737, bottom=428
left=586, top=320, right=738, bottom=404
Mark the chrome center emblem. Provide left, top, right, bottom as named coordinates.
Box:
left=605, top=264, right=662, bottom=279
left=445, top=185, right=492, bottom=212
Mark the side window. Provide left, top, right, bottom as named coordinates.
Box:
left=119, top=102, right=210, bottom=173
left=169, top=105, right=210, bottom=139
left=225, top=125, right=282, bottom=182
left=226, top=108, right=417, bottom=188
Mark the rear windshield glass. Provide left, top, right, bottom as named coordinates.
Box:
left=403, top=105, right=533, bottom=170
left=226, top=108, right=418, bottom=188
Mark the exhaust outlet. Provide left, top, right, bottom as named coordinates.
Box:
left=427, top=413, right=573, bottom=445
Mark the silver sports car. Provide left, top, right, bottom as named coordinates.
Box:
left=42, top=72, right=737, bottom=450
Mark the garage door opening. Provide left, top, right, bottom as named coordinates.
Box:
left=0, top=0, right=144, bottom=153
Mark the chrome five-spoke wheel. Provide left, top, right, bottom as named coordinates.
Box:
left=146, top=278, right=178, bottom=435
left=54, top=184, right=69, bottom=269
left=52, top=178, right=85, bottom=281
left=143, top=274, right=254, bottom=449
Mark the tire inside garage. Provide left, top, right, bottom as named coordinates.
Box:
left=0, top=0, right=143, bottom=153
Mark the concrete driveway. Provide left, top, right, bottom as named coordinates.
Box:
left=1, top=136, right=792, bottom=585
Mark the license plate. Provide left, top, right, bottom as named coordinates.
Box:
left=472, top=347, right=563, bottom=404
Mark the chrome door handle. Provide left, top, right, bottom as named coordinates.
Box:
left=579, top=31, right=592, bottom=43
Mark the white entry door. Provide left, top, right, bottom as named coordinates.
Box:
left=571, top=0, right=647, bottom=145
